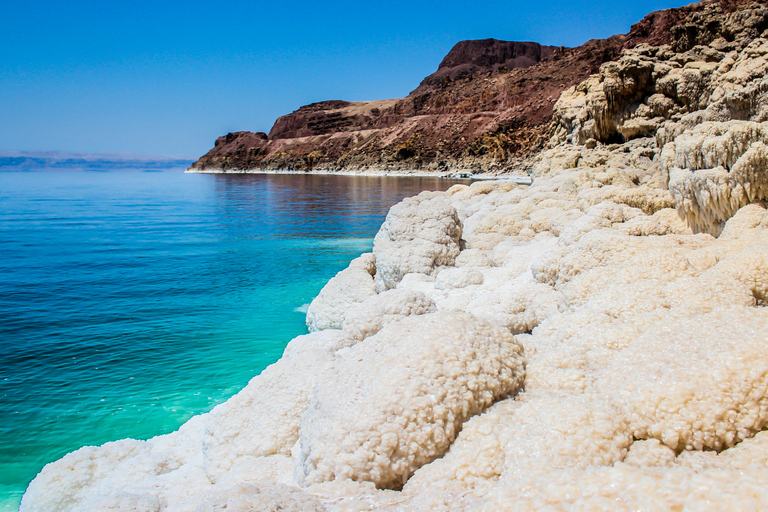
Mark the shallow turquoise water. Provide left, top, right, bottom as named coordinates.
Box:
left=0, top=170, right=466, bottom=511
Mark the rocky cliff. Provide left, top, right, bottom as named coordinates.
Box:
left=189, top=3, right=704, bottom=175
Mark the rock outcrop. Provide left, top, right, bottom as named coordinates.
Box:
left=410, top=40, right=557, bottom=95
left=189, top=2, right=708, bottom=175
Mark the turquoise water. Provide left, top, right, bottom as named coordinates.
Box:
left=0, top=170, right=465, bottom=511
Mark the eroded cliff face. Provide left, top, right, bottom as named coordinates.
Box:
left=188, top=1, right=706, bottom=175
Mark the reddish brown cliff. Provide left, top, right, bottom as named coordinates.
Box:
left=410, top=40, right=557, bottom=96
left=190, top=0, right=765, bottom=175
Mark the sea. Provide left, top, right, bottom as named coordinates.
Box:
left=0, top=165, right=467, bottom=511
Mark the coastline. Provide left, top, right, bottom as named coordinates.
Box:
left=24, top=163, right=768, bottom=510
left=184, top=167, right=535, bottom=184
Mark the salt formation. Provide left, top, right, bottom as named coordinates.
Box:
left=21, top=2, right=768, bottom=511
left=297, top=313, right=524, bottom=490
left=341, top=289, right=436, bottom=340
left=306, top=253, right=376, bottom=331
left=371, top=194, right=462, bottom=291
left=547, top=0, right=768, bottom=234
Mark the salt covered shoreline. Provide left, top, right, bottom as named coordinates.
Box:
left=185, top=167, right=535, bottom=185
left=21, top=2, right=768, bottom=510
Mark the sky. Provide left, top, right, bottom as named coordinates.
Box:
left=0, top=0, right=691, bottom=158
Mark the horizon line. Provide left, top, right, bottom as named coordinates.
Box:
left=0, top=150, right=197, bottom=161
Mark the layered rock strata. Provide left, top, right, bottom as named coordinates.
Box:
left=22, top=0, right=768, bottom=510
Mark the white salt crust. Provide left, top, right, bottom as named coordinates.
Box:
left=23, top=173, right=768, bottom=512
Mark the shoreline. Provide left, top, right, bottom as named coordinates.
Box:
left=185, top=167, right=535, bottom=185
left=24, top=167, right=768, bottom=510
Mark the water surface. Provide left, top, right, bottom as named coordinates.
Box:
left=0, top=170, right=466, bottom=511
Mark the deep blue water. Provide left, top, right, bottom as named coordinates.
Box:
left=0, top=170, right=466, bottom=511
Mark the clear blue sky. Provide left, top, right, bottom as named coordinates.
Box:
left=1, top=0, right=690, bottom=157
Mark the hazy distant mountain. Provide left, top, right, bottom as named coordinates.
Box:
left=0, top=151, right=194, bottom=172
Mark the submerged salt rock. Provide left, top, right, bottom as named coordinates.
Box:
left=373, top=194, right=462, bottom=292
left=341, top=288, right=436, bottom=341
left=306, top=253, right=376, bottom=331
left=296, top=312, right=525, bottom=490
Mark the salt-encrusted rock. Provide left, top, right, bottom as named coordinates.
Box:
left=296, top=312, right=525, bottom=489
left=394, top=272, right=438, bottom=296
left=542, top=6, right=768, bottom=235
left=550, top=3, right=768, bottom=152
left=623, top=439, right=677, bottom=467
left=372, top=193, right=462, bottom=292
left=434, top=267, right=484, bottom=290
left=405, top=392, right=629, bottom=495
left=478, top=464, right=768, bottom=511
left=664, top=121, right=768, bottom=234
left=616, top=207, right=692, bottom=236
left=454, top=248, right=495, bottom=268
left=466, top=274, right=563, bottom=334
left=72, top=492, right=162, bottom=512
left=602, top=308, right=768, bottom=452
left=306, top=253, right=376, bottom=331
left=341, top=289, right=436, bottom=341
left=708, top=431, right=768, bottom=470
left=21, top=439, right=156, bottom=512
